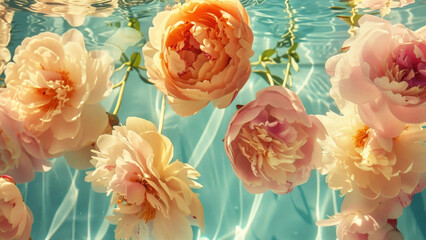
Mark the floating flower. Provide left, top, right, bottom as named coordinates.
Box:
left=143, top=0, right=254, bottom=116
left=5, top=29, right=114, bottom=157
left=318, top=104, right=426, bottom=199
left=0, top=89, right=51, bottom=183
left=326, top=15, right=426, bottom=138
left=29, top=0, right=118, bottom=27
left=85, top=117, right=204, bottom=239
left=0, top=176, right=33, bottom=240
left=224, top=86, right=326, bottom=194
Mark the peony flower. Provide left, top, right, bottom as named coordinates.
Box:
left=0, top=176, right=33, bottom=240
left=317, top=103, right=426, bottom=199
left=0, top=89, right=51, bottom=183
left=317, top=212, right=403, bottom=240
left=0, top=2, right=13, bottom=75
left=316, top=183, right=425, bottom=240
left=5, top=29, right=114, bottom=157
left=326, top=15, right=426, bottom=138
left=224, top=86, right=326, bottom=194
left=29, top=0, right=118, bottom=27
left=85, top=117, right=204, bottom=239
left=142, top=0, right=254, bottom=116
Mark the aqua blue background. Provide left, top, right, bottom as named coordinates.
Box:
left=3, top=0, right=425, bottom=239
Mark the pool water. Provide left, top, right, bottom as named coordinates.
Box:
left=1, top=0, right=425, bottom=239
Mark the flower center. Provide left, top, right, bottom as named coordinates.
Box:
left=353, top=125, right=369, bottom=148
left=36, top=69, right=74, bottom=113
left=140, top=179, right=158, bottom=223
left=389, top=44, right=426, bottom=90
left=237, top=121, right=305, bottom=178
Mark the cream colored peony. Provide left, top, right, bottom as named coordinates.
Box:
left=0, top=176, right=33, bottom=240
left=4, top=29, right=114, bottom=158
left=85, top=117, right=204, bottom=240
left=318, top=104, right=426, bottom=199
left=143, top=0, right=254, bottom=116
left=30, top=0, right=118, bottom=27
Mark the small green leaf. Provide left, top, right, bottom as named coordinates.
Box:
left=281, top=53, right=289, bottom=59
left=329, top=6, right=346, bottom=10
left=129, top=52, right=141, bottom=68
left=288, top=42, right=299, bottom=53
left=272, top=55, right=282, bottom=63
left=291, top=52, right=300, bottom=63
left=260, top=49, right=277, bottom=61
left=128, top=18, right=141, bottom=31
left=253, top=70, right=284, bottom=86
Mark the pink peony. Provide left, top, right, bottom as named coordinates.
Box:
left=0, top=176, right=33, bottom=240
left=318, top=103, right=425, bottom=199
left=326, top=15, right=426, bottom=138
left=5, top=29, right=114, bottom=157
left=224, top=86, right=326, bottom=194
left=85, top=117, right=204, bottom=240
left=0, top=89, right=51, bottom=183
left=142, top=0, right=254, bottom=116
left=30, top=0, right=118, bottom=27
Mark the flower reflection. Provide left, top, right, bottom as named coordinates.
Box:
left=0, top=1, right=13, bottom=75
left=30, top=0, right=118, bottom=26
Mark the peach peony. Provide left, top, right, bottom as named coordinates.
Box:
left=30, top=0, right=118, bottom=27
left=5, top=29, right=114, bottom=157
left=224, top=86, right=326, bottom=194
left=0, top=89, right=51, bottom=183
left=326, top=15, right=426, bottom=138
left=85, top=117, right=204, bottom=239
left=318, top=104, right=426, bottom=199
left=142, top=0, right=254, bottom=116
left=0, top=176, right=33, bottom=240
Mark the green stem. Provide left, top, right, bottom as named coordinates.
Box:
left=283, top=0, right=296, bottom=88
left=112, top=66, right=132, bottom=115
left=158, top=94, right=166, bottom=134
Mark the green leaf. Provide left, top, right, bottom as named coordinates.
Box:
left=337, top=14, right=363, bottom=26
left=260, top=49, right=277, bottom=61
left=129, top=52, right=141, bottom=68
left=272, top=55, right=282, bottom=63
left=282, top=53, right=289, bottom=59
left=128, top=18, right=141, bottom=31
left=329, top=6, right=346, bottom=10
left=253, top=70, right=284, bottom=86
left=291, top=52, right=300, bottom=63
left=288, top=42, right=299, bottom=53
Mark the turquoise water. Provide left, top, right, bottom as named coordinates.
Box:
left=1, top=0, right=425, bottom=239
